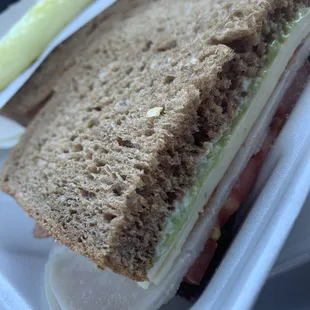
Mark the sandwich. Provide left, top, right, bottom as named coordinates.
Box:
left=1, top=0, right=310, bottom=308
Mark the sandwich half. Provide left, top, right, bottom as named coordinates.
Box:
left=1, top=0, right=310, bottom=289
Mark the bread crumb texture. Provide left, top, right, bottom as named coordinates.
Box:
left=1, top=0, right=306, bottom=280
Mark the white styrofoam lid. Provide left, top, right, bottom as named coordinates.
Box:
left=253, top=193, right=310, bottom=310
left=1, top=2, right=310, bottom=310
left=270, top=192, right=310, bottom=277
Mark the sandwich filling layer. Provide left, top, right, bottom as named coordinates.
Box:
left=145, top=7, right=310, bottom=285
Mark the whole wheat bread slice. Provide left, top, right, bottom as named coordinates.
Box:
left=0, top=0, right=147, bottom=126
left=1, top=0, right=305, bottom=281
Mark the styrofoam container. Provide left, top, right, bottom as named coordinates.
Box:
left=1, top=1, right=310, bottom=310
left=253, top=192, right=310, bottom=310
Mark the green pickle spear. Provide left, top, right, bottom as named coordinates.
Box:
left=0, top=0, right=92, bottom=90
